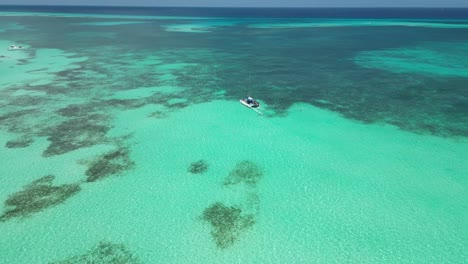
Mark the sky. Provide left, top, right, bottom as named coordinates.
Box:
left=0, top=0, right=468, bottom=7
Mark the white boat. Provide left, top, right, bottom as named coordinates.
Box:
left=7, top=45, right=24, bottom=51
left=240, top=96, right=260, bottom=108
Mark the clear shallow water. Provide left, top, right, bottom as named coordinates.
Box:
left=0, top=7, right=467, bottom=263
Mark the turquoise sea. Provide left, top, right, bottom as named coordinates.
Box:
left=0, top=6, right=467, bottom=263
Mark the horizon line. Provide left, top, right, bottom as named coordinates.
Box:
left=1, top=5, right=467, bottom=9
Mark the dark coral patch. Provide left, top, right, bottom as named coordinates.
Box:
left=5, top=137, right=34, bottom=148
left=188, top=160, right=208, bottom=174
left=101, top=99, right=147, bottom=110
left=148, top=111, right=168, bottom=119
left=51, top=241, right=141, bottom=264
left=57, top=104, right=98, bottom=117
left=224, top=161, right=262, bottom=186
left=41, top=115, right=110, bottom=157
left=202, top=202, right=255, bottom=249
left=8, top=95, right=48, bottom=107
left=0, top=175, right=81, bottom=222
left=0, top=109, right=37, bottom=123
left=86, top=147, right=135, bottom=182
left=166, top=101, right=189, bottom=110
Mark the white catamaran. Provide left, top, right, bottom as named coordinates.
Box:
left=7, top=45, right=24, bottom=51
left=240, top=96, right=263, bottom=115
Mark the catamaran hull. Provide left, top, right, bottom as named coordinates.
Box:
left=240, top=100, right=260, bottom=108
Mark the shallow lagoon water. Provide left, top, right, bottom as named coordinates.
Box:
left=0, top=7, right=467, bottom=263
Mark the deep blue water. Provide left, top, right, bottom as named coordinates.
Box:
left=1, top=6, right=468, bottom=19
left=1, top=6, right=467, bottom=138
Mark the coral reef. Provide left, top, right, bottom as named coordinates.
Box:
left=188, top=160, right=208, bottom=174
left=5, top=137, right=33, bottom=148
left=0, top=175, right=81, bottom=222
left=57, top=104, right=99, bottom=117
left=223, top=160, right=262, bottom=186
left=166, top=101, right=189, bottom=110
left=51, top=241, right=141, bottom=264
left=202, top=202, right=255, bottom=249
left=8, top=95, right=48, bottom=107
left=0, top=109, right=37, bottom=123
left=101, top=99, right=147, bottom=110
left=148, top=111, right=168, bottom=119
left=41, top=115, right=110, bottom=157
left=86, top=147, right=135, bottom=182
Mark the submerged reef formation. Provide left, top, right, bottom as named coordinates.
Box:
left=51, top=241, right=141, bottom=264
left=223, top=160, right=263, bottom=186
left=200, top=160, right=263, bottom=249
left=5, top=137, right=34, bottom=148
left=148, top=110, right=169, bottom=119
left=202, top=202, right=255, bottom=249
left=41, top=115, right=110, bottom=157
left=57, top=103, right=100, bottom=118
left=86, top=147, right=135, bottom=182
left=0, top=175, right=81, bottom=222
left=0, top=108, right=39, bottom=136
left=0, top=109, right=37, bottom=124
left=188, top=159, right=209, bottom=174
